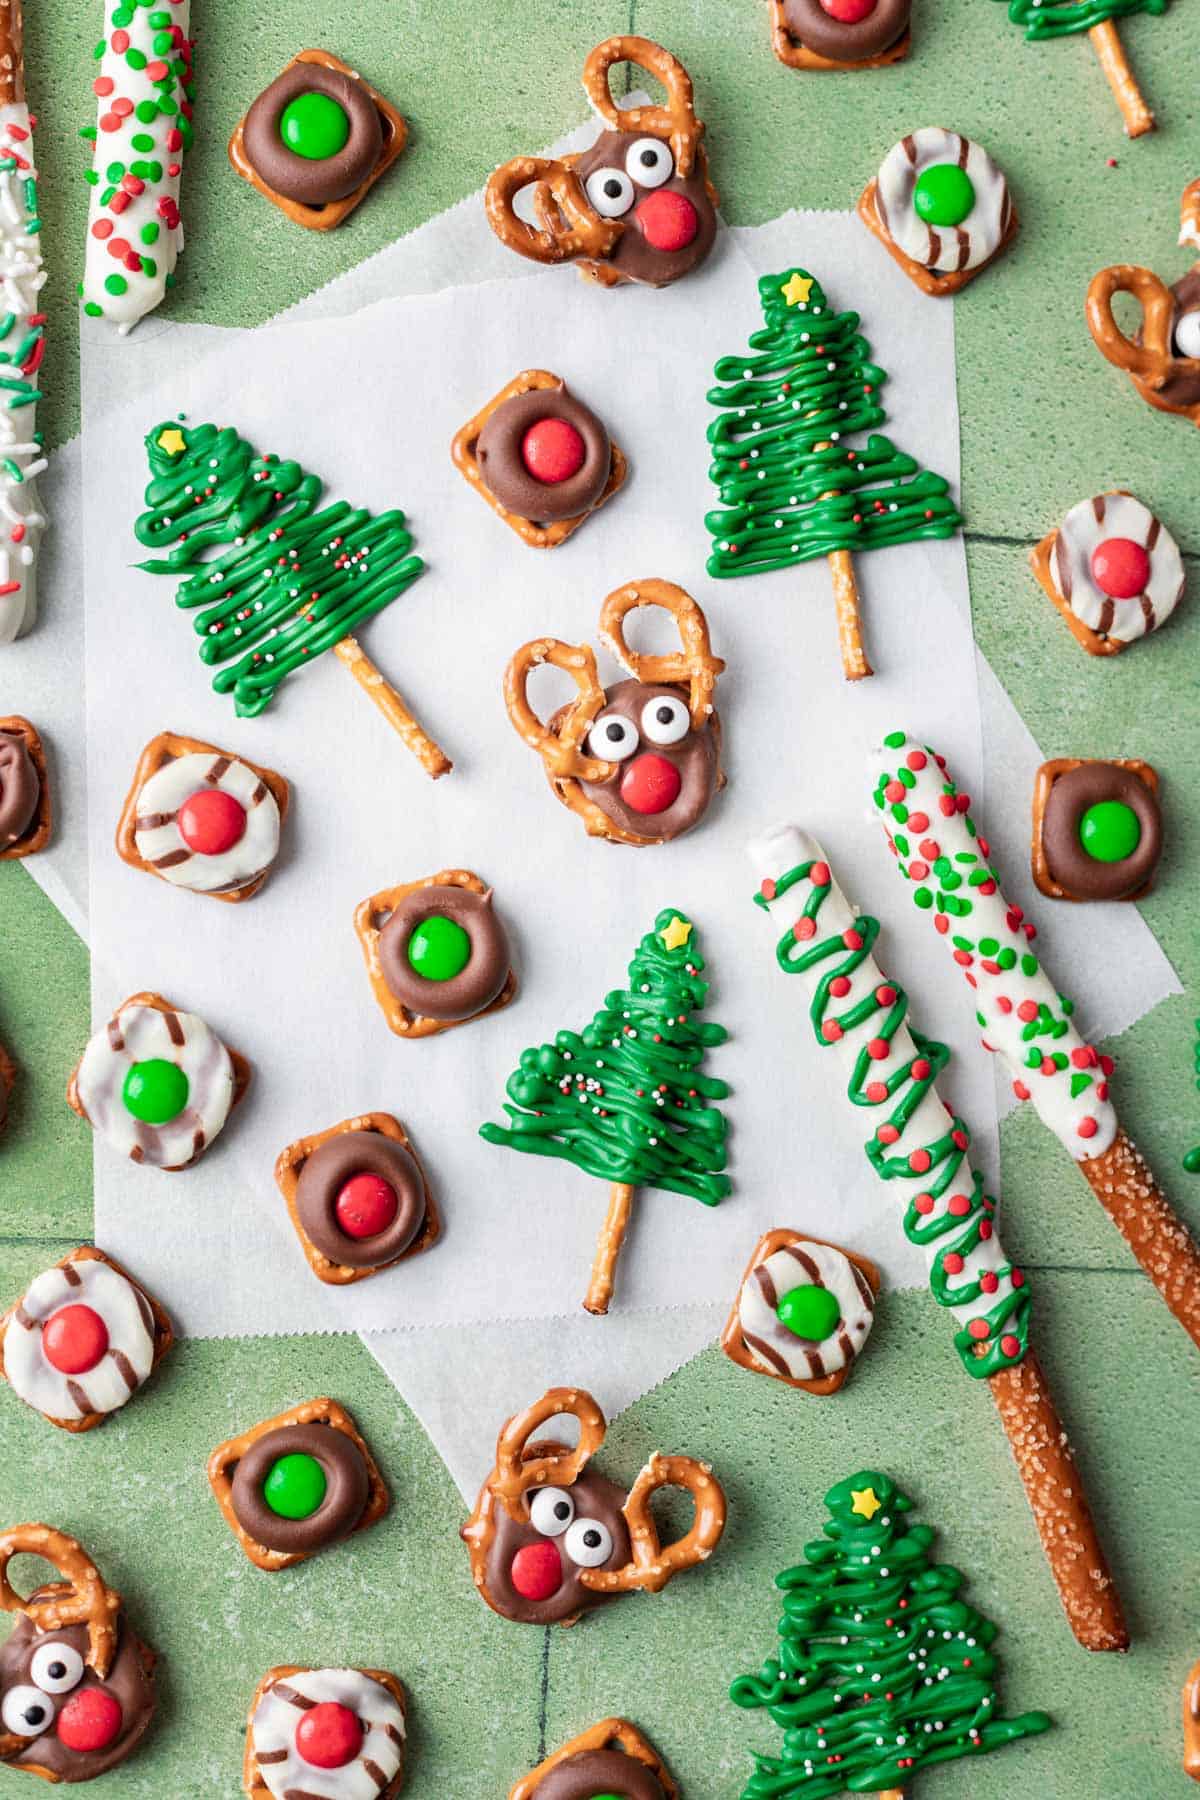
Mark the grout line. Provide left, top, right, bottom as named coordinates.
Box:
left=966, top=526, right=1200, bottom=568
left=536, top=1629, right=551, bottom=1759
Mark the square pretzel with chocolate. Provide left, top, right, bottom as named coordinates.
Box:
left=354, top=868, right=517, bottom=1039
left=229, top=49, right=407, bottom=232
left=452, top=369, right=628, bottom=549
left=0, top=1247, right=173, bottom=1433
left=721, top=1228, right=880, bottom=1395
left=116, top=731, right=289, bottom=903
left=1032, top=758, right=1162, bottom=904
left=244, top=1664, right=407, bottom=1798
left=769, top=0, right=910, bottom=70
left=0, top=715, right=50, bottom=859
left=510, top=1717, right=677, bottom=1800
left=208, top=1397, right=389, bottom=1571
left=276, top=1112, right=441, bottom=1286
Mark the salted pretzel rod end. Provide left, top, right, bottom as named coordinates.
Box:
left=1088, top=19, right=1154, bottom=136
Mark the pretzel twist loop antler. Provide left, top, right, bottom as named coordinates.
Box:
left=580, top=1452, right=727, bottom=1595
left=1085, top=263, right=1193, bottom=391
left=598, top=579, right=726, bottom=730
left=485, top=157, right=623, bottom=268
left=503, top=637, right=617, bottom=785
left=582, top=36, right=705, bottom=179
left=490, top=1388, right=608, bottom=1522
left=0, top=1525, right=122, bottom=1679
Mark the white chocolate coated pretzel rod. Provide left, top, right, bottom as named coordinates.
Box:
left=871, top=730, right=1200, bottom=1350
left=0, top=0, right=45, bottom=643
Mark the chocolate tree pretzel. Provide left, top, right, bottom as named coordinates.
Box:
left=511, top=1718, right=677, bottom=1800
left=0, top=1524, right=155, bottom=1781
left=452, top=370, right=628, bottom=548
left=0, top=716, right=49, bottom=859
left=504, top=579, right=725, bottom=847
left=276, top=1112, right=441, bottom=1285
left=1087, top=262, right=1200, bottom=425
left=486, top=37, right=717, bottom=289
left=721, top=1228, right=880, bottom=1394
left=1032, top=757, right=1161, bottom=903
left=1029, top=490, right=1185, bottom=656
left=244, top=1665, right=407, bottom=1800
left=770, top=0, right=911, bottom=70
left=116, top=731, right=289, bottom=903
left=355, top=868, right=516, bottom=1039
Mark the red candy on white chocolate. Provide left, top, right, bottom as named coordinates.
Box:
left=1090, top=536, right=1151, bottom=599
left=177, top=787, right=247, bottom=855
left=41, top=1304, right=109, bottom=1375
left=295, top=1701, right=363, bottom=1769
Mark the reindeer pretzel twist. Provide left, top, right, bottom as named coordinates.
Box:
left=599, top=579, right=725, bottom=730
left=485, top=157, right=623, bottom=268
left=490, top=1388, right=608, bottom=1522
left=503, top=637, right=614, bottom=786
left=1086, top=263, right=1195, bottom=391
left=0, top=1525, right=121, bottom=1679
left=579, top=1452, right=727, bottom=1595
left=582, top=36, right=705, bottom=179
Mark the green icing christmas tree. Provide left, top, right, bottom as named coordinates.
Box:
left=993, top=0, right=1166, bottom=135
left=480, top=908, right=730, bottom=1314
left=730, top=1471, right=1051, bottom=1799
left=705, top=268, right=962, bottom=682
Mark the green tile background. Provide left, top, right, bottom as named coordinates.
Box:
left=1, top=0, right=1199, bottom=1792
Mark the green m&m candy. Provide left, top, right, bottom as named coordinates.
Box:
left=263, top=1452, right=327, bottom=1520
left=913, top=164, right=975, bottom=228
left=1079, top=800, right=1140, bottom=863
left=122, top=1058, right=189, bottom=1125
left=776, top=1283, right=841, bottom=1341
left=279, top=91, right=351, bottom=161
left=407, top=914, right=471, bottom=983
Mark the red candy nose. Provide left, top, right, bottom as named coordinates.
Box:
left=820, top=0, right=877, bottom=18
left=43, top=1304, right=109, bottom=1375
left=1090, top=536, right=1150, bottom=600
left=510, top=1540, right=562, bottom=1601
left=295, top=1701, right=363, bottom=1769
left=635, top=189, right=699, bottom=253
left=178, top=787, right=247, bottom=856
left=521, top=418, right=586, bottom=485
left=620, top=753, right=683, bottom=816
left=335, top=1173, right=399, bottom=1240
left=57, top=1689, right=123, bottom=1754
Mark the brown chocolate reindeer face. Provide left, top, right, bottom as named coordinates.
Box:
left=571, top=129, right=716, bottom=288
left=0, top=1607, right=155, bottom=1782
left=478, top=1471, right=633, bottom=1626
left=572, top=678, right=720, bottom=842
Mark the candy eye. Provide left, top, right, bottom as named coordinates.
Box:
left=529, top=1487, right=575, bottom=1537
left=1174, top=309, right=1200, bottom=360
left=625, top=137, right=674, bottom=189
left=585, top=167, right=635, bottom=219
left=587, top=713, right=639, bottom=762
left=640, top=695, right=690, bottom=746
left=30, top=1643, right=84, bottom=1695
left=564, top=1517, right=614, bottom=1567
left=2, top=1685, right=52, bottom=1737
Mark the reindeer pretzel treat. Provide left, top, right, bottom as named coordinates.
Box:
left=1182, top=178, right=1200, bottom=252
left=276, top=1112, right=441, bottom=1286
left=355, top=868, right=516, bottom=1039
left=858, top=128, right=1017, bottom=296
left=770, top=0, right=911, bottom=70
left=0, top=716, right=48, bottom=858
left=244, top=1665, right=406, bottom=1800
left=485, top=37, right=717, bottom=290
left=1087, top=262, right=1200, bottom=425
left=0, top=0, right=46, bottom=649
left=1032, top=757, right=1161, bottom=903
left=721, top=1228, right=880, bottom=1394
left=116, top=731, right=288, bottom=902
left=0, top=1247, right=172, bottom=1432
left=0, top=1524, right=155, bottom=1782
left=510, top=1718, right=677, bottom=1800
left=208, top=1397, right=389, bottom=1571
left=67, top=990, right=250, bottom=1171
left=504, top=580, right=724, bottom=847
left=230, top=49, right=407, bottom=232
left=462, top=1387, right=726, bottom=1627
left=1030, top=491, right=1184, bottom=655
left=452, top=370, right=628, bottom=549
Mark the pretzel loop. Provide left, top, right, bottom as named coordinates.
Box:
left=0, top=1525, right=122, bottom=1679
left=580, top=1452, right=727, bottom=1595
left=1086, top=263, right=1182, bottom=389
left=484, top=157, right=623, bottom=267
left=582, top=36, right=705, bottom=179
left=598, top=579, right=726, bottom=730
left=503, top=637, right=616, bottom=785
left=490, top=1388, right=608, bottom=1522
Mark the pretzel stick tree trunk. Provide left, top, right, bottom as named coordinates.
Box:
left=332, top=637, right=451, bottom=778
left=1089, top=19, right=1154, bottom=137
left=749, top=828, right=1127, bottom=1651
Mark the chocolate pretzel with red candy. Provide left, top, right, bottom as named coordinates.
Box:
left=462, top=1387, right=726, bottom=1627
left=485, top=37, right=717, bottom=289
left=771, top=0, right=911, bottom=70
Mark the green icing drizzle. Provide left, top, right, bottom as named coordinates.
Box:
left=996, top=0, right=1167, bottom=39
left=704, top=267, right=962, bottom=579
left=729, top=1470, right=1051, bottom=1798
left=480, top=909, right=730, bottom=1204
left=133, top=420, right=425, bottom=719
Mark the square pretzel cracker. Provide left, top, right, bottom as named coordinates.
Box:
left=1031, top=757, right=1160, bottom=903
left=354, top=867, right=517, bottom=1039
left=769, top=1, right=909, bottom=69
left=856, top=177, right=1019, bottom=297
left=510, top=1717, right=678, bottom=1800
left=0, top=714, right=50, bottom=859
left=452, top=368, right=628, bottom=549
left=229, top=49, right=407, bottom=232
left=721, top=1227, right=881, bottom=1396
left=243, top=1665, right=407, bottom=1799
left=115, top=730, right=290, bottom=904
left=1029, top=509, right=1129, bottom=658
left=65, top=990, right=252, bottom=1172
left=275, top=1111, right=441, bottom=1285
left=0, top=1246, right=174, bottom=1434
left=208, top=1396, right=390, bottom=1571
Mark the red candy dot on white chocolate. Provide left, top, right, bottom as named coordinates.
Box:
left=820, top=0, right=878, bottom=17
left=1090, top=537, right=1150, bottom=600
left=510, top=1540, right=562, bottom=1600
left=635, top=188, right=699, bottom=252
left=178, top=787, right=247, bottom=856
left=620, top=752, right=682, bottom=816
left=520, top=418, right=586, bottom=485
left=295, top=1701, right=363, bottom=1770
left=42, top=1304, right=110, bottom=1376
left=56, top=1689, right=123, bottom=1754
left=335, top=1173, right=399, bottom=1240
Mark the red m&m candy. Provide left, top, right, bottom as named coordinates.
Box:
left=295, top=1701, right=363, bottom=1769
left=1090, top=537, right=1150, bottom=600
left=620, top=753, right=682, bottom=816
left=43, top=1305, right=109, bottom=1375
left=178, top=788, right=246, bottom=856
left=819, top=0, right=877, bottom=16
left=510, top=1541, right=562, bottom=1600
left=521, top=418, right=586, bottom=486
left=335, top=1173, right=399, bottom=1240
left=57, top=1689, right=123, bottom=1753
left=635, top=189, right=698, bottom=252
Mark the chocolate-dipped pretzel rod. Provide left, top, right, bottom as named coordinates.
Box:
left=0, top=0, right=45, bottom=644
left=871, top=731, right=1200, bottom=1351
left=748, top=826, right=1126, bottom=1652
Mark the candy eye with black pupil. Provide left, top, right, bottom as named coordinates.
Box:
left=625, top=137, right=674, bottom=188
left=564, top=1516, right=613, bottom=1566
left=529, top=1486, right=576, bottom=1536
left=640, top=695, right=690, bottom=745
left=3, top=1685, right=51, bottom=1736
left=30, top=1642, right=84, bottom=1694
left=585, top=167, right=635, bottom=218
left=587, top=713, right=639, bottom=761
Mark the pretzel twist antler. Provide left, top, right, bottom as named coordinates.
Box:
left=490, top=1388, right=608, bottom=1522
left=0, top=1525, right=121, bottom=1678
left=485, top=157, right=623, bottom=268
left=580, top=1452, right=727, bottom=1595
left=582, top=36, right=705, bottom=178
left=1085, top=263, right=1192, bottom=391
left=598, top=579, right=725, bottom=730
left=503, top=637, right=616, bottom=785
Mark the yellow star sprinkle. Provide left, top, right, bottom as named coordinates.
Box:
left=780, top=272, right=813, bottom=307
left=850, top=1486, right=882, bottom=1521
left=659, top=915, right=694, bottom=952
left=156, top=427, right=187, bottom=456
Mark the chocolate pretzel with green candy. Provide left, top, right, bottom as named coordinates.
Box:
left=1032, top=757, right=1162, bottom=903
left=510, top=1718, right=677, bottom=1800
left=356, top=868, right=517, bottom=1039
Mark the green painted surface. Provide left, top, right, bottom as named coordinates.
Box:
left=2, top=0, right=1199, bottom=1792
